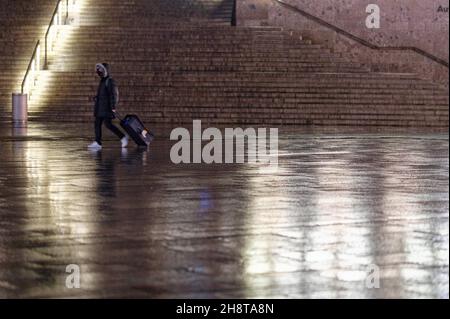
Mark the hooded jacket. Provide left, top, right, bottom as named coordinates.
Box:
left=94, top=63, right=119, bottom=118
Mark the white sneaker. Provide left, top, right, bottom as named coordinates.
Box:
left=88, top=141, right=102, bottom=150
left=121, top=136, right=129, bottom=148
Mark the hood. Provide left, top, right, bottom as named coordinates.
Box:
left=95, top=63, right=110, bottom=78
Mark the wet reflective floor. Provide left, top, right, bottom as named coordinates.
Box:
left=0, top=123, right=448, bottom=299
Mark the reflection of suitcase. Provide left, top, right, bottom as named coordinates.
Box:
left=119, top=114, right=154, bottom=147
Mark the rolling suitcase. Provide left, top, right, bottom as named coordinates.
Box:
left=117, top=113, right=154, bottom=147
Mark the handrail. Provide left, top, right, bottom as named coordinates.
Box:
left=45, top=0, right=70, bottom=69
left=21, top=41, right=41, bottom=94
left=274, top=0, right=449, bottom=68
left=21, top=0, right=71, bottom=96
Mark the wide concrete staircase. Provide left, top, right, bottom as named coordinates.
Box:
left=0, top=0, right=56, bottom=120
left=2, top=0, right=449, bottom=127
left=79, top=0, right=235, bottom=26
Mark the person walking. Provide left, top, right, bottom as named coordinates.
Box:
left=88, top=63, right=128, bottom=150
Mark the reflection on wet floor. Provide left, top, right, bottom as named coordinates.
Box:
left=0, top=123, right=448, bottom=298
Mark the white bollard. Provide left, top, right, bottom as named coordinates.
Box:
left=12, top=93, right=28, bottom=126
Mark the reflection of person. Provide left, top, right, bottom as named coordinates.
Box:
left=88, top=148, right=147, bottom=198
left=88, top=63, right=128, bottom=150
left=93, top=150, right=117, bottom=198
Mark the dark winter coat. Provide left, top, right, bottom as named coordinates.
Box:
left=94, top=76, right=118, bottom=119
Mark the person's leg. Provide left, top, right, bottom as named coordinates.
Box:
left=95, top=117, right=103, bottom=145
left=104, top=118, right=125, bottom=140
